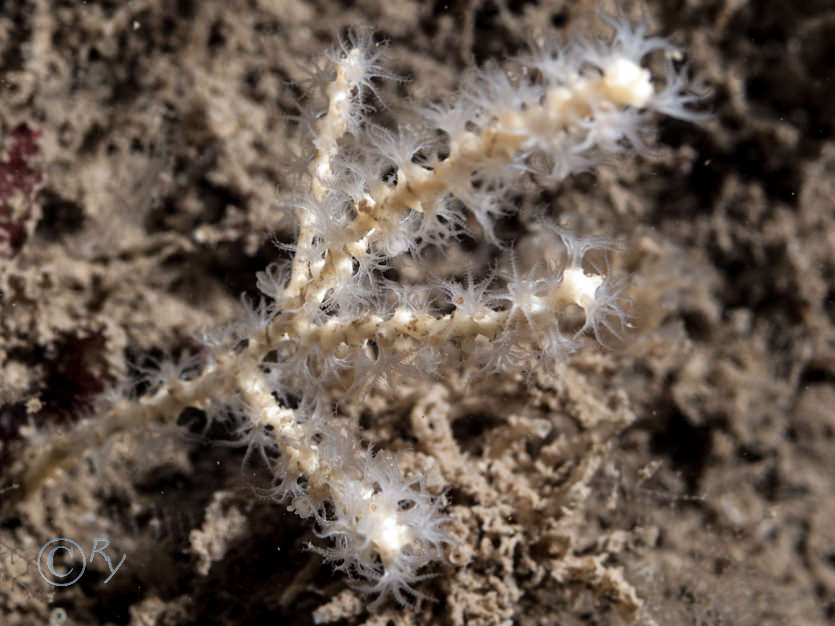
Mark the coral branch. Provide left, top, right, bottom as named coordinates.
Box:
left=14, top=16, right=703, bottom=609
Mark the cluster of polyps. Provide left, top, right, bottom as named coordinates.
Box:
left=21, top=17, right=702, bottom=608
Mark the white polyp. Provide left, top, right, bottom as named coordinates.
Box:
left=330, top=89, right=348, bottom=106
left=264, top=404, right=285, bottom=423
left=474, top=309, right=501, bottom=324
left=560, top=266, right=604, bottom=310
left=305, top=447, right=321, bottom=473
left=362, top=193, right=376, bottom=207
left=373, top=512, right=411, bottom=564
left=240, top=372, right=266, bottom=397
left=336, top=256, right=354, bottom=275
left=317, top=160, right=332, bottom=179
left=392, top=309, right=414, bottom=326
left=603, top=57, right=653, bottom=108
left=342, top=49, right=364, bottom=84
left=523, top=295, right=548, bottom=315
left=546, top=85, right=572, bottom=108
left=451, top=132, right=480, bottom=157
